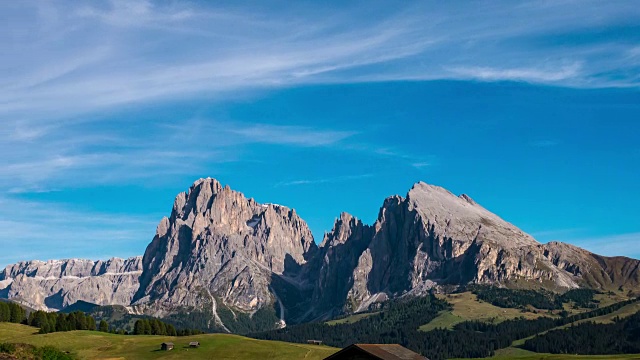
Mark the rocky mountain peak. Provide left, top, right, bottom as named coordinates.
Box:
left=320, top=212, right=365, bottom=248
left=133, top=178, right=317, bottom=326
left=405, top=181, right=538, bottom=248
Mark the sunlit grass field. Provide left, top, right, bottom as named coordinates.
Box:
left=0, top=322, right=337, bottom=360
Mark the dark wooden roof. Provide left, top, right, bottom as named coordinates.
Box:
left=324, top=344, right=428, bottom=360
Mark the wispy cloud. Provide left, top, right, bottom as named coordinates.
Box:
left=532, top=228, right=586, bottom=241
left=446, top=63, right=582, bottom=83
left=230, top=124, right=356, bottom=147
left=569, top=232, right=640, bottom=259
left=0, top=118, right=356, bottom=191
left=275, top=174, right=373, bottom=187
left=2, top=0, right=639, bottom=125
left=411, top=162, right=431, bottom=169
left=0, top=196, right=159, bottom=268
left=1, top=1, right=637, bottom=193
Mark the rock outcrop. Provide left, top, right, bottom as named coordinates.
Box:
left=131, top=178, right=317, bottom=330
left=0, top=257, right=142, bottom=311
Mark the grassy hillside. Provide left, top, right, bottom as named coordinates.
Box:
left=420, top=290, right=636, bottom=332
left=325, top=312, right=378, bottom=325
left=419, top=292, right=545, bottom=331
left=0, top=323, right=337, bottom=360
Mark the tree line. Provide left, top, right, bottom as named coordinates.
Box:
left=2, top=302, right=204, bottom=337
left=28, top=310, right=97, bottom=334
left=0, top=301, right=26, bottom=323
left=133, top=318, right=203, bottom=336
left=523, top=311, right=640, bottom=354
left=469, top=286, right=599, bottom=310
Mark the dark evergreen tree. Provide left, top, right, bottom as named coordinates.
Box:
left=0, top=303, right=10, bottom=322
left=134, top=319, right=145, bottom=335
left=99, top=320, right=109, bottom=332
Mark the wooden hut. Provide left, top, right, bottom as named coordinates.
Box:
left=160, top=342, right=174, bottom=351
left=189, top=341, right=200, bottom=348
left=324, top=344, right=428, bottom=360
left=307, top=340, right=323, bottom=345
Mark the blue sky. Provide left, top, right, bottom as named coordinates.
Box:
left=1, top=0, right=639, bottom=267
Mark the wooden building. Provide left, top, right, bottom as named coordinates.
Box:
left=324, top=344, right=428, bottom=360
left=160, top=342, right=174, bottom=351
left=307, top=340, right=323, bottom=345
left=189, top=341, right=200, bottom=348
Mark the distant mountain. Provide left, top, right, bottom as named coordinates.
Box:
left=1, top=178, right=638, bottom=332
left=0, top=257, right=141, bottom=311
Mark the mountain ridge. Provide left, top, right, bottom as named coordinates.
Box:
left=2, top=177, right=638, bottom=331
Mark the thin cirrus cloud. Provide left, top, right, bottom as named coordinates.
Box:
left=1, top=0, right=636, bottom=191
left=230, top=124, right=357, bottom=147
left=2, top=0, right=640, bottom=124
left=0, top=196, right=159, bottom=265
left=0, top=119, right=357, bottom=191
left=569, top=233, right=640, bottom=259
left=276, top=174, right=374, bottom=187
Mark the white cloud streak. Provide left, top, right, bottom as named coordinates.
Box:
left=0, top=118, right=355, bottom=191
left=1, top=0, right=639, bottom=124
left=0, top=196, right=159, bottom=268
left=275, top=174, right=373, bottom=187
left=570, top=233, right=640, bottom=259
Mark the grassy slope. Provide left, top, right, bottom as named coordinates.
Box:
left=0, top=323, right=338, bottom=360
left=419, top=292, right=546, bottom=331
left=325, top=312, right=378, bottom=325
left=418, top=292, right=640, bottom=359
left=507, top=300, right=640, bottom=350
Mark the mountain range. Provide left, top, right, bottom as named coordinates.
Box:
left=1, top=178, right=638, bottom=332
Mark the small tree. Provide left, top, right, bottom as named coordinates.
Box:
left=134, top=319, right=145, bottom=335
left=167, top=324, right=177, bottom=336
left=99, top=320, right=109, bottom=332
left=0, top=303, right=10, bottom=322
left=38, top=319, right=51, bottom=334
left=143, top=319, right=152, bottom=335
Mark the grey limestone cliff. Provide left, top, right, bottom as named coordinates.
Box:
left=0, top=257, right=142, bottom=311
left=131, top=178, right=317, bottom=330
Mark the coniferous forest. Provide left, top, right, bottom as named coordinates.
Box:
left=469, top=286, right=599, bottom=310
left=523, top=311, right=640, bottom=354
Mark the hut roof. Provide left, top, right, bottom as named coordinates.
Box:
left=324, top=344, right=427, bottom=360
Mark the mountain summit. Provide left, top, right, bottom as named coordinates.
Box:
left=1, top=178, right=638, bottom=331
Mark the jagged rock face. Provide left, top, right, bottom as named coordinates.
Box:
left=316, top=182, right=640, bottom=315
left=310, top=213, right=374, bottom=317
left=334, top=182, right=549, bottom=312
left=0, top=257, right=142, bottom=311
left=132, top=178, right=317, bottom=328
